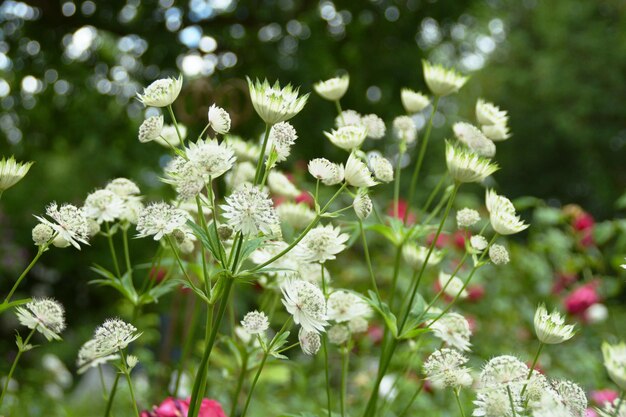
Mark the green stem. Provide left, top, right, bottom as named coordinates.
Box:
left=167, top=104, right=184, bottom=145
left=105, top=222, right=121, bottom=277
left=612, top=392, right=625, bottom=417
left=422, top=250, right=469, bottom=317
left=206, top=183, right=227, bottom=266
left=359, top=219, right=380, bottom=298
left=322, top=337, right=332, bottom=417
left=388, top=243, right=404, bottom=310
left=120, top=351, right=140, bottom=417
left=397, top=381, right=425, bottom=417
left=335, top=100, right=344, bottom=121
left=506, top=386, right=517, bottom=417
left=520, top=342, right=544, bottom=397
left=454, top=388, right=467, bottom=417
left=0, top=327, right=36, bottom=407
left=103, top=371, right=121, bottom=417
left=340, top=344, right=350, bottom=417
left=3, top=247, right=44, bottom=305
left=362, top=338, right=398, bottom=417
left=229, top=353, right=248, bottom=417
left=254, top=124, right=272, bottom=186
left=393, top=149, right=405, bottom=219
left=239, top=349, right=268, bottom=417
left=98, top=365, right=108, bottom=401
left=421, top=172, right=449, bottom=213
left=174, top=299, right=201, bottom=396
left=122, top=227, right=132, bottom=274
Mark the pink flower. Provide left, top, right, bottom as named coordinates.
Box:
left=591, top=389, right=619, bottom=406
left=295, top=191, right=314, bottom=207
left=426, top=232, right=450, bottom=249
left=573, top=212, right=595, bottom=231
left=142, top=397, right=226, bottom=417
left=564, top=281, right=600, bottom=316
left=586, top=408, right=599, bottom=417
left=387, top=199, right=415, bottom=224
left=467, top=285, right=485, bottom=302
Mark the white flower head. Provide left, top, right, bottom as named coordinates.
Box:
left=247, top=77, right=308, bottom=124
left=277, top=202, right=316, bottom=229
left=93, top=318, right=141, bottom=356
left=241, top=311, right=270, bottom=335
left=599, top=398, right=626, bottom=417
left=299, top=328, right=321, bottom=355
left=479, top=355, right=528, bottom=389
left=457, top=208, right=481, bottom=228
left=224, top=135, right=260, bottom=162
left=155, top=124, right=186, bottom=147
left=401, top=89, right=430, bottom=113
left=76, top=339, right=119, bottom=374
left=314, top=74, right=349, bottom=101
left=485, top=189, right=529, bottom=235
left=325, top=125, right=367, bottom=151
left=138, top=115, right=164, bottom=143
left=207, top=104, right=231, bottom=134
left=328, top=324, right=350, bottom=345
left=136, top=202, right=189, bottom=240
left=308, top=158, right=344, bottom=186
left=534, top=304, right=575, bottom=345
left=423, top=348, right=473, bottom=388
left=268, top=170, right=300, bottom=198
left=473, top=388, right=522, bottom=417
left=137, top=75, right=183, bottom=107
left=482, top=122, right=511, bottom=141
left=296, top=224, right=349, bottom=263
left=34, top=203, right=90, bottom=249
left=335, top=109, right=362, bottom=128
left=422, top=60, right=468, bottom=97
left=446, top=141, right=499, bottom=184
left=345, top=153, right=377, bottom=188
left=281, top=279, right=328, bottom=333
left=402, top=243, right=443, bottom=269
left=186, top=138, right=236, bottom=179
left=453, top=122, right=496, bottom=158
left=430, top=312, right=472, bottom=352
left=353, top=191, right=373, bottom=220
left=349, top=316, right=369, bottom=333
left=470, top=235, right=488, bottom=251
left=361, top=114, right=386, bottom=139
left=106, top=178, right=140, bottom=197
left=15, top=298, right=66, bottom=341
left=0, top=156, right=33, bottom=192
left=221, top=184, right=279, bottom=237
left=327, top=290, right=372, bottom=323
left=393, top=115, right=417, bottom=143
left=84, top=189, right=124, bottom=224
left=438, top=271, right=468, bottom=299
left=476, top=99, right=508, bottom=126
left=268, top=122, right=297, bottom=163
left=32, top=223, right=54, bottom=246
left=603, top=341, right=626, bottom=391
left=489, top=244, right=510, bottom=265
left=553, top=380, right=587, bottom=417
left=370, top=155, right=394, bottom=183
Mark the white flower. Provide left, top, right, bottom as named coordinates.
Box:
left=370, top=155, right=394, bottom=183
left=473, top=389, right=522, bottom=417
left=137, top=75, right=183, bottom=107
left=348, top=317, right=368, bottom=333
left=224, top=135, right=261, bottom=162
left=553, top=380, right=587, bottom=417
left=402, top=244, right=443, bottom=269
left=221, top=184, right=279, bottom=237
left=155, top=124, right=186, bottom=147
left=314, top=74, right=349, bottom=101
left=479, top=355, right=528, bottom=389
left=446, top=141, right=499, bottom=184
left=186, top=138, right=236, bottom=179
left=585, top=303, right=608, bottom=324
left=327, top=290, right=371, bottom=323
left=268, top=171, right=300, bottom=198
left=0, top=156, right=33, bottom=192
left=401, top=89, right=430, bottom=113
left=470, top=235, right=488, bottom=251
left=241, top=311, right=270, bottom=335
left=353, top=191, right=372, bottom=220
left=227, top=161, right=257, bottom=189
left=489, top=244, right=510, bottom=265
left=138, top=115, right=164, bottom=143
left=422, top=60, right=468, bottom=96
left=32, top=223, right=54, bottom=246
left=207, top=104, right=231, bottom=134
left=430, top=312, right=472, bottom=352
left=598, top=398, right=626, bottom=417
left=15, top=298, right=66, bottom=341
left=105, top=178, right=140, bottom=197
left=308, top=158, right=344, bottom=186
left=328, top=324, right=350, bottom=345
left=476, top=99, right=508, bottom=126
left=277, top=202, right=316, bottom=229
left=603, top=341, right=626, bottom=390
left=345, top=153, right=377, bottom=188
left=299, top=328, right=321, bottom=355
left=453, top=122, right=496, bottom=158
left=247, top=78, right=308, bottom=124
left=335, top=109, right=362, bottom=128
left=268, top=122, right=297, bottom=162
left=34, top=203, right=90, bottom=249
left=361, top=114, right=386, bottom=139
left=325, top=125, right=367, bottom=150
left=136, top=202, right=189, bottom=240
left=93, top=318, right=141, bottom=356
left=76, top=339, right=119, bottom=374
left=485, top=189, right=529, bottom=235
left=457, top=208, right=481, bottom=228
left=84, top=189, right=124, bottom=224
left=439, top=271, right=468, bottom=299
left=105, top=178, right=143, bottom=224
left=281, top=279, right=327, bottom=333
left=296, top=224, right=349, bottom=263
left=482, top=122, right=511, bottom=141
left=393, top=116, right=417, bottom=143
left=423, top=348, right=473, bottom=388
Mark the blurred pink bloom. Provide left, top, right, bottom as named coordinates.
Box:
left=387, top=199, right=415, bottom=224
left=572, top=212, right=595, bottom=231
left=142, top=397, right=226, bottom=417
left=586, top=408, right=599, bottom=417
left=564, top=281, right=600, bottom=316
left=591, top=389, right=618, bottom=406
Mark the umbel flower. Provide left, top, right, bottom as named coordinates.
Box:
left=457, top=208, right=481, bottom=228
left=473, top=388, right=522, bottom=417
left=401, top=88, right=430, bottom=113
left=247, top=77, right=309, bottom=125
left=422, top=60, right=468, bottom=96
left=453, top=122, right=496, bottom=158
left=0, top=155, right=33, bottom=193
left=268, top=121, right=297, bottom=163
left=361, top=114, right=386, bottom=139
left=402, top=243, right=443, bottom=269
left=328, top=324, right=350, bottom=345
left=445, top=141, right=499, bottom=184
left=137, top=75, right=183, bottom=107
left=268, top=170, right=300, bottom=198
left=15, top=298, right=66, bottom=341
left=430, top=312, right=472, bottom=352
left=241, top=311, right=270, bottom=335
left=34, top=202, right=90, bottom=249
left=602, top=341, right=626, bottom=390
left=277, top=202, right=316, bottom=229
left=32, top=223, right=54, bottom=246
left=485, top=189, right=529, bottom=235
left=296, top=224, right=349, bottom=263
left=281, top=279, right=328, bottom=334
left=423, top=348, right=473, bottom=389
left=314, top=74, right=349, bottom=101
left=76, top=339, right=119, bottom=374
left=353, top=191, right=373, bottom=220
left=336, top=109, right=363, bottom=128
left=93, top=318, right=141, bottom=356
left=136, top=202, right=189, bottom=240
left=489, top=244, right=510, bottom=265
left=344, top=153, right=377, bottom=188
left=476, top=98, right=509, bottom=126
left=393, top=115, right=417, bottom=143
left=299, top=328, right=321, bottom=355
left=207, top=104, right=231, bottom=134
left=138, top=115, right=164, bottom=143
left=533, top=304, right=575, bottom=344
left=324, top=125, right=367, bottom=150
left=479, top=355, right=528, bottom=389
left=221, top=184, right=280, bottom=237
left=308, top=158, right=344, bottom=186
left=84, top=189, right=124, bottom=224
left=327, top=290, right=371, bottom=323
left=370, top=155, right=394, bottom=183
left=552, top=379, right=587, bottom=417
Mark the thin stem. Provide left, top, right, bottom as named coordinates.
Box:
left=207, top=183, right=227, bottom=266
left=195, top=196, right=211, bottom=285
left=322, top=337, right=332, bottom=417
left=506, top=386, right=518, bottom=417
left=122, top=227, right=132, bottom=274
left=0, top=327, right=36, bottom=406
left=229, top=353, right=248, bottom=417
left=397, top=381, right=425, bottom=417
left=340, top=344, right=351, bottom=417
left=98, top=365, right=108, bottom=400
left=174, top=298, right=201, bottom=396
left=612, top=392, right=625, bottom=417
left=3, top=247, right=44, bottom=305
left=422, top=250, right=469, bottom=317
left=105, top=222, right=121, bottom=277
left=359, top=219, right=380, bottom=298
left=254, top=124, right=272, bottom=186
left=335, top=100, right=344, bottom=121
left=120, top=350, right=140, bottom=417
left=104, top=371, right=121, bottom=417
left=454, top=388, right=467, bottom=417
left=520, top=342, right=544, bottom=397
left=393, top=149, right=405, bottom=219
left=421, top=172, right=449, bottom=213
left=239, top=349, right=268, bottom=417
left=388, top=243, right=404, bottom=310
left=167, top=105, right=184, bottom=145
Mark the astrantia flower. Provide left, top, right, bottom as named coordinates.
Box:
left=277, top=202, right=316, bottom=229
left=476, top=99, right=508, bottom=126
left=325, top=125, right=367, bottom=150
left=344, top=153, right=377, bottom=188
left=224, top=135, right=260, bottom=162
left=422, top=60, right=468, bottom=97
left=482, top=122, right=511, bottom=141
left=457, top=208, right=481, bottom=228
left=393, top=116, right=417, bottom=143
left=553, top=380, right=587, bottom=417
left=247, top=77, right=308, bottom=124
left=227, top=161, right=257, bottom=190
left=314, top=74, right=349, bottom=101
left=105, top=178, right=143, bottom=224
left=485, top=189, right=529, bottom=235
left=296, top=224, right=349, bottom=263
left=479, top=355, right=528, bottom=389
left=299, top=328, right=321, bottom=355
left=402, top=244, right=443, bottom=269
left=15, top=298, right=66, bottom=341
left=0, top=156, right=33, bottom=192
left=267, top=171, right=300, bottom=198
left=76, top=339, right=119, bottom=374
left=32, top=223, right=54, bottom=246
left=423, top=348, right=473, bottom=388
left=93, top=318, right=141, bottom=356
left=598, top=398, right=626, bottom=417
left=308, top=158, right=344, bottom=186
left=430, top=312, right=472, bottom=351
left=370, top=155, right=394, bottom=183
left=361, top=114, right=386, bottom=139
left=470, top=235, right=488, bottom=251
left=34, top=203, right=90, bottom=249
left=489, top=244, right=510, bottom=265
left=138, top=115, right=164, bottom=143
left=221, top=184, right=279, bottom=236
left=438, top=271, right=468, bottom=299
left=84, top=189, right=124, bottom=224
left=353, top=191, right=372, bottom=220
left=281, top=279, right=327, bottom=333
left=136, top=202, right=189, bottom=240
left=335, top=109, right=362, bottom=128
left=453, top=122, right=496, bottom=158
left=137, top=75, right=183, bottom=107
left=186, top=138, right=236, bottom=179
left=155, top=124, right=185, bottom=147
left=207, top=104, right=231, bottom=134
left=602, top=341, right=626, bottom=390
left=327, top=290, right=371, bottom=323
left=401, top=89, right=430, bottom=113
left=349, top=317, right=368, bottom=333
left=473, top=389, right=522, bottom=417
left=240, top=311, right=269, bottom=335
left=268, top=122, right=297, bottom=163
left=106, top=178, right=140, bottom=197
left=446, top=141, right=499, bottom=184
left=328, top=324, right=350, bottom=345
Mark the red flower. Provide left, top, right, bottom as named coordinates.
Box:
left=142, top=397, right=226, bottom=417
left=591, top=389, right=619, bottom=406
left=387, top=199, right=415, bottom=224
left=295, top=191, right=314, bottom=207
left=564, top=281, right=600, bottom=316
left=426, top=232, right=450, bottom=249
left=452, top=231, right=467, bottom=251
left=572, top=212, right=595, bottom=231
left=467, top=285, right=485, bottom=302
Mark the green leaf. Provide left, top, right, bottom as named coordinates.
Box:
left=140, top=279, right=180, bottom=305
left=238, top=237, right=268, bottom=266
left=364, top=290, right=398, bottom=338
left=0, top=298, right=31, bottom=315
left=187, top=220, right=223, bottom=264
left=365, top=223, right=400, bottom=245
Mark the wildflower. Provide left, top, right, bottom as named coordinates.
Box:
left=482, top=122, right=511, bottom=141
left=281, top=279, right=327, bottom=333
left=241, top=311, right=270, bottom=335
left=105, top=178, right=143, bottom=224
left=84, top=189, right=124, bottom=224
left=430, top=312, right=472, bottom=351
left=221, top=184, right=280, bottom=237
left=76, top=339, right=119, bottom=374
left=328, top=324, right=350, bottom=345
left=268, top=122, right=297, bottom=162
left=207, top=104, right=231, bottom=134
left=402, top=244, right=443, bottom=269
left=564, top=282, right=600, bottom=316
left=296, top=224, right=349, bottom=263
left=227, top=161, right=257, bottom=189
left=308, top=158, right=344, bottom=186
left=485, top=189, right=529, bottom=235
left=361, top=114, right=386, bottom=139
left=267, top=171, right=300, bottom=198
left=393, top=115, right=417, bottom=143
left=370, top=155, right=394, bottom=183
left=602, top=341, right=626, bottom=390
left=15, top=298, right=66, bottom=341
left=489, top=244, right=510, bottom=265
left=470, top=235, right=488, bottom=251
left=401, top=88, right=430, bottom=113
left=598, top=398, right=626, bottom=417
left=314, top=74, right=349, bottom=101
left=299, top=328, right=321, bottom=355
left=277, top=202, right=316, bottom=229
left=327, top=290, right=371, bottom=323
left=247, top=78, right=308, bottom=125
left=446, top=141, right=499, bottom=184
left=353, top=191, right=373, bottom=220
left=335, top=109, right=362, bottom=128
left=423, top=348, right=473, bottom=388
left=137, top=75, right=183, bottom=107
left=138, top=115, right=164, bottom=143
left=422, top=60, right=468, bottom=96
left=348, top=317, right=368, bottom=333
left=155, top=124, right=185, bottom=147
left=224, top=135, right=260, bottom=162
left=106, top=178, right=140, bottom=197
left=136, top=202, right=189, bottom=240
left=186, top=139, right=236, bottom=179
left=479, top=355, right=528, bottom=389
left=473, top=389, right=522, bottom=417
left=324, top=125, right=367, bottom=150
left=344, top=153, right=377, bottom=188
left=553, top=380, right=587, bottom=417
left=453, top=122, right=496, bottom=158
left=141, top=397, right=226, bottom=417
left=34, top=203, right=90, bottom=249
left=476, top=99, right=508, bottom=126
left=0, top=156, right=33, bottom=193
left=457, top=208, right=481, bottom=228
left=93, top=318, right=141, bottom=356
left=438, top=271, right=468, bottom=299
left=32, top=223, right=54, bottom=246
